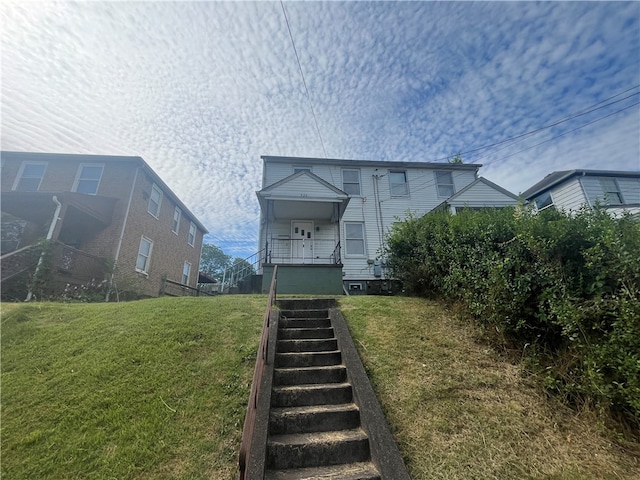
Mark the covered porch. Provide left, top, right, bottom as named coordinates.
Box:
left=256, top=171, right=350, bottom=294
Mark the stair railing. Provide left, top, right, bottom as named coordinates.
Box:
left=238, top=265, right=277, bottom=480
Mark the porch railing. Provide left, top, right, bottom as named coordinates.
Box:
left=238, top=265, right=278, bottom=480
left=0, top=244, right=40, bottom=282
left=159, top=276, right=217, bottom=297
left=265, top=237, right=341, bottom=265
left=224, top=248, right=264, bottom=289
left=53, top=243, right=107, bottom=282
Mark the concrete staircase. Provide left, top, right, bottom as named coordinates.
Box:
left=263, top=300, right=405, bottom=480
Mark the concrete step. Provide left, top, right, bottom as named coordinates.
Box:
left=279, top=317, right=331, bottom=329
left=275, top=351, right=342, bottom=368
left=272, top=383, right=353, bottom=407
left=274, top=365, right=346, bottom=386
left=280, top=309, right=329, bottom=319
left=265, top=461, right=381, bottom=480
left=267, top=428, right=371, bottom=470
left=278, top=327, right=335, bottom=340
left=277, top=338, right=338, bottom=353
left=269, top=403, right=360, bottom=435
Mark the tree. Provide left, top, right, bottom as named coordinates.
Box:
left=448, top=152, right=463, bottom=164
left=199, top=244, right=231, bottom=282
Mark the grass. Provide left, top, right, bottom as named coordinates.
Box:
left=1, top=296, right=266, bottom=480
left=2, top=295, right=638, bottom=479
left=340, top=296, right=640, bottom=480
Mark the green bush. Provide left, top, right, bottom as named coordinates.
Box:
left=385, top=206, right=640, bottom=423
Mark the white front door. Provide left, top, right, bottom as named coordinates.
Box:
left=291, top=221, right=314, bottom=263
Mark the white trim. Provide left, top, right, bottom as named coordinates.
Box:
left=148, top=183, right=163, bottom=218
left=293, top=166, right=312, bottom=174
left=344, top=221, right=366, bottom=257
left=114, top=168, right=139, bottom=264
left=136, top=236, right=153, bottom=274
left=12, top=161, right=47, bottom=191
left=182, top=261, right=191, bottom=285
left=188, top=221, right=196, bottom=246
left=342, top=168, right=361, bottom=196
left=388, top=169, right=409, bottom=197
left=72, top=163, right=104, bottom=195
left=435, top=170, right=455, bottom=198
left=172, top=206, right=181, bottom=234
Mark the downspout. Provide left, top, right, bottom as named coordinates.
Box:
left=106, top=167, right=139, bottom=301
left=26, top=195, right=62, bottom=301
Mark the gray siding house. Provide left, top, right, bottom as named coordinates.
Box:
left=257, top=156, right=518, bottom=295
left=522, top=170, right=640, bottom=216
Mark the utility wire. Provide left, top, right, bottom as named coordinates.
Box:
left=429, top=84, right=640, bottom=162
left=280, top=1, right=328, bottom=159
left=480, top=100, right=640, bottom=166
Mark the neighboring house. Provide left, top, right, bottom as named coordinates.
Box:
left=522, top=170, right=640, bottom=216
left=256, top=155, right=518, bottom=295
left=1, top=151, right=207, bottom=299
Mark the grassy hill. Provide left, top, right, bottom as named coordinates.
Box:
left=2, top=296, right=638, bottom=479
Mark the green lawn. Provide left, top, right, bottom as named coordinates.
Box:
left=2, top=296, right=638, bottom=479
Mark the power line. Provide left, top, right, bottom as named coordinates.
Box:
left=429, top=84, right=640, bottom=163
left=280, top=1, right=328, bottom=159
left=480, top=100, right=640, bottom=166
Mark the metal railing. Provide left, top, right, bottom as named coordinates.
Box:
left=158, top=276, right=216, bottom=297
left=54, top=244, right=106, bottom=282
left=222, top=249, right=265, bottom=291
left=238, top=265, right=278, bottom=480
left=0, top=244, right=40, bottom=282
left=266, top=238, right=342, bottom=265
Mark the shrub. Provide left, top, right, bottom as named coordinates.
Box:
left=385, top=206, right=640, bottom=424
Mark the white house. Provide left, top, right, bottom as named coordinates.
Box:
left=522, top=169, right=640, bottom=216
left=256, top=156, right=518, bottom=295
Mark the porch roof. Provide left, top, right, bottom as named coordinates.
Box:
left=256, top=171, right=350, bottom=221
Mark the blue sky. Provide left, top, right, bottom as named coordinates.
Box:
left=2, top=1, right=639, bottom=259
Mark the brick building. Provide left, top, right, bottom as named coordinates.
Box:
left=1, top=151, right=207, bottom=299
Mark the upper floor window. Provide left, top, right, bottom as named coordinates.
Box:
left=73, top=164, right=104, bottom=195
left=389, top=170, right=409, bottom=196
left=172, top=207, right=181, bottom=234
left=345, top=222, right=365, bottom=256
left=293, top=166, right=312, bottom=174
left=435, top=171, right=455, bottom=197
left=188, top=221, right=196, bottom=246
left=136, top=236, right=153, bottom=274
left=148, top=184, right=162, bottom=218
left=182, top=262, right=191, bottom=285
left=342, top=169, right=361, bottom=195
left=13, top=162, right=47, bottom=192
left=600, top=178, right=623, bottom=205
left=534, top=191, right=554, bottom=211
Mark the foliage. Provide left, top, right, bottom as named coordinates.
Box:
left=199, top=243, right=232, bottom=281
left=448, top=152, right=463, bottom=164
left=384, top=206, right=640, bottom=425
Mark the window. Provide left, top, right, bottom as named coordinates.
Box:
left=293, top=166, right=312, bottom=174
left=172, top=207, right=181, bottom=234
left=342, top=169, right=361, bottom=195
left=600, top=178, right=623, bottom=205
left=389, top=170, right=409, bottom=196
left=345, top=222, right=365, bottom=255
left=182, top=262, right=191, bottom=285
left=73, top=164, right=104, bottom=195
left=148, top=184, right=162, bottom=217
left=188, top=222, right=196, bottom=246
left=435, top=171, right=455, bottom=197
left=13, top=162, right=47, bottom=191
left=136, top=237, right=153, bottom=273
left=534, top=191, right=554, bottom=211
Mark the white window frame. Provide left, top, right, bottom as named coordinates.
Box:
left=172, top=206, right=181, bottom=234
left=12, top=161, right=48, bottom=192
left=188, top=221, right=196, bottom=246
left=344, top=222, right=366, bottom=256
left=72, top=163, right=104, bottom=195
left=435, top=171, right=455, bottom=198
left=148, top=183, right=163, bottom=218
left=136, top=236, right=153, bottom=274
left=389, top=170, right=409, bottom=197
left=182, top=262, right=191, bottom=285
left=293, top=166, right=312, bottom=174
left=535, top=191, right=555, bottom=211
left=342, top=169, right=361, bottom=196
left=600, top=178, right=623, bottom=205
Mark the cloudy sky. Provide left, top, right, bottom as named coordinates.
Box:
left=2, top=1, right=639, bottom=259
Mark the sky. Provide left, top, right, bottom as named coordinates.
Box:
left=2, top=1, right=639, bottom=259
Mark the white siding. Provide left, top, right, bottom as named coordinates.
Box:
left=550, top=178, right=588, bottom=212
left=267, top=174, right=342, bottom=199
left=448, top=181, right=518, bottom=207
left=618, top=178, right=640, bottom=204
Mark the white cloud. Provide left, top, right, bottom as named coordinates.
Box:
left=1, top=1, right=638, bottom=258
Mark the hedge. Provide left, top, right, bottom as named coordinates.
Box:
left=385, top=206, right=640, bottom=423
